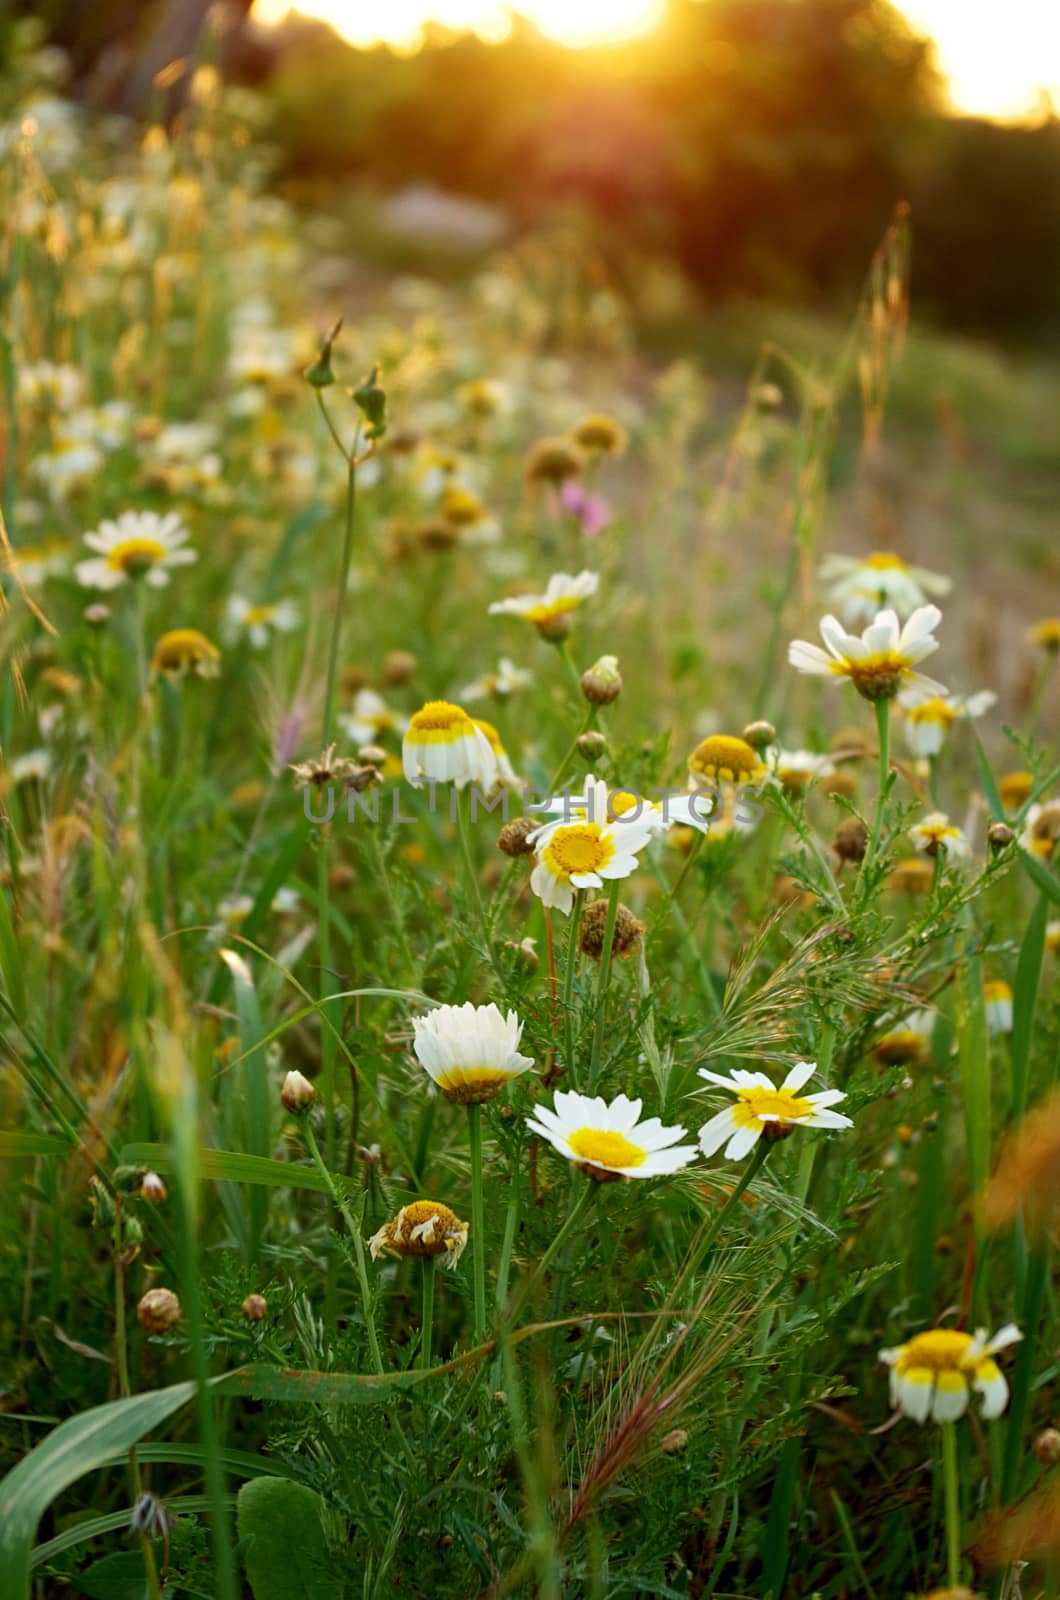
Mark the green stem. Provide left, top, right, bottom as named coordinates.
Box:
left=562, top=892, right=584, bottom=1084
left=586, top=882, right=620, bottom=1094
left=941, top=1420, right=961, bottom=1588
left=503, top=1179, right=594, bottom=1325
left=455, top=787, right=492, bottom=958
left=420, top=1260, right=436, bottom=1371
left=495, top=1164, right=520, bottom=1315
left=672, top=1142, right=769, bottom=1305
left=467, top=1103, right=488, bottom=1342
left=865, top=698, right=891, bottom=874
left=1002, top=1241, right=1049, bottom=1500
left=668, top=828, right=704, bottom=901
left=302, top=1120, right=382, bottom=1371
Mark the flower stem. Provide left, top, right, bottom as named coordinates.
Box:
left=455, top=787, right=493, bottom=960
left=502, top=1179, right=594, bottom=1326
left=863, top=697, right=892, bottom=879
left=672, top=1142, right=769, bottom=1304
left=467, top=1102, right=488, bottom=1342
left=940, top=1419, right=961, bottom=1588
left=586, top=882, right=620, bottom=1095
left=420, top=1260, right=436, bottom=1371
left=562, top=891, right=584, bottom=1084
left=302, top=1119, right=382, bottom=1372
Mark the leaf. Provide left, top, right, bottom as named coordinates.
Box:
left=0, top=888, right=26, bottom=1017
left=973, top=728, right=1004, bottom=821
left=237, top=1478, right=332, bottom=1600
left=224, top=1363, right=426, bottom=1405
left=219, top=949, right=271, bottom=1264
left=0, top=1131, right=71, bottom=1159
left=71, top=1550, right=164, bottom=1600
left=32, top=1496, right=234, bottom=1567
left=1011, top=888, right=1049, bottom=1121
left=0, top=1379, right=206, bottom=1598
left=119, top=1144, right=329, bottom=1195
left=1018, top=847, right=1060, bottom=908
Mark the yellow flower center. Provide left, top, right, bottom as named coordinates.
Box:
left=525, top=595, right=581, bottom=624
left=905, top=697, right=957, bottom=728
left=151, top=629, right=220, bottom=674
left=874, top=1030, right=926, bottom=1065
left=244, top=604, right=275, bottom=626
left=983, top=981, right=1013, bottom=1004
left=408, top=700, right=472, bottom=742
left=1031, top=619, right=1060, bottom=650
left=567, top=1127, right=646, bottom=1169
left=107, top=536, right=166, bottom=574
left=689, top=735, right=764, bottom=784
left=731, top=1085, right=814, bottom=1128
left=864, top=552, right=909, bottom=572
left=433, top=1065, right=513, bottom=1104
left=473, top=718, right=504, bottom=755
left=542, top=823, right=615, bottom=879
left=893, top=1329, right=975, bottom=1375
left=835, top=651, right=910, bottom=702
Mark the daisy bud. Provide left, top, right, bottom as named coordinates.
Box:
left=352, top=364, right=387, bottom=440
left=581, top=655, right=623, bottom=706
left=577, top=731, right=608, bottom=761
left=833, top=817, right=869, bottom=864
left=503, top=936, right=539, bottom=973
left=140, top=1171, right=167, bottom=1205
left=382, top=649, right=417, bottom=686
left=281, top=1069, right=316, bottom=1114
left=579, top=899, right=645, bottom=962
left=304, top=318, right=341, bottom=388
left=497, top=816, right=537, bottom=857
left=987, top=822, right=1015, bottom=852
left=137, top=1287, right=181, bottom=1334
left=241, top=1293, right=268, bottom=1322
left=357, top=744, right=388, bottom=768
left=84, top=603, right=111, bottom=627
left=742, top=720, right=776, bottom=752
left=660, top=1428, right=689, bottom=1454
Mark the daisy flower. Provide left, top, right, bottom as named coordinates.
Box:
left=368, top=1201, right=468, bottom=1268
left=341, top=688, right=407, bottom=746
left=150, top=628, right=220, bottom=678
left=879, top=1323, right=1021, bottom=1423
left=788, top=606, right=946, bottom=703
left=489, top=570, right=599, bottom=642
left=473, top=718, right=519, bottom=786
left=697, top=1062, right=852, bottom=1161
left=910, top=812, right=971, bottom=859
left=75, top=511, right=196, bottom=591
left=1030, top=618, right=1060, bottom=653
left=688, top=734, right=769, bottom=789
left=412, top=1001, right=534, bottom=1104
left=770, top=749, right=837, bottom=792
left=459, top=657, right=533, bottom=704
left=873, top=1009, right=935, bottom=1066
left=984, top=980, right=1013, bottom=1036
left=223, top=595, right=299, bottom=649
left=820, top=551, right=951, bottom=624
left=31, top=437, right=104, bottom=502
left=898, top=688, right=996, bottom=758
left=402, top=700, right=497, bottom=790
left=528, top=774, right=658, bottom=915
left=1022, top=800, right=1060, bottom=861
left=526, top=1091, right=697, bottom=1181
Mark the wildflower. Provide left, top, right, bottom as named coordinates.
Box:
left=789, top=606, right=946, bottom=702
left=18, top=359, right=83, bottom=411
left=820, top=552, right=951, bottom=624
left=5, top=537, right=67, bottom=587
left=402, top=700, right=497, bottom=790
left=280, top=1069, right=316, bottom=1113
left=473, top=718, right=519, bottom=785
left=771, top=749, right=836, bottom=792
left=898, top=688, right=996, bottom=758
left=457, top=377, right=510, bottom=418
left=489, top=571, right=599, bottom=642
left=528, top=775, right=657, bottom=915
left=11, top=750, right=50, bottom=784
left=341, top=689, right=407, bottom=746
left=987, top=823, right=1015, bottom=852
left=32, top=437, right=104, bottom=502
left=137, top=1287, right=182, bottom=1333
left=833, top=816, right=869, bottom=865
left=983, top=980, right=1013, bottom=1036
left=459, top=657, right=533, bottom=704
left=873, top=1010, right=934, bottom=1066
left=1047, top=921, right=1060, bottom=956
left=888, top=857, right=935, bottom=895
left=497, top=816, right=537, bottom=858
left=223, top=595, right=299, bottom=648
left=150, top=629, right=221, bottom=679
left=129, top=1492, right=171, bottom=1542
left=1022, top=800, right=1060, bottom=861
left=1030, top=618, right=1060, bottom=653
left=75, top=511, right=196, bottom=591
left=577, top=731, right=608, bottom=761
left=579, top=898, right=644, bottom=961
left=689, top=735, right=767, bottom=788
left=560, top=480, right=612, bottom=537
left=412, top=1001, right=534, bottom=1104
left=697, top=1062, right=852, bottom=1161
left=290, top=744, right=359, bottom=789
left=909, top=812, right=970, bottom=859
left=879, top=1323, right=1021, bottom=1423
left=570, top=413, right=628, bottom=456
left=526, top=1091, right=697, bottom=1182
left=382, top=650, right=417, bottom=687
left=369, top=1200, right=468, bottom=1267
left=241, top=1294, right=268, bottom=1321
left=524, top=435, right=585, bottom=491
left=140, top=1171, right=167, bottom=1204
left=999, top=770, right=1034, bottom=812
left=581, top=655, right=622, bottom=706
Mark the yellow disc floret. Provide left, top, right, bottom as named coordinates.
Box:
left=541, top=824, right=615, bottom=881
left=567, top=1127, right=646, bottom=1170
left=689, top=735, right=766, bottom=786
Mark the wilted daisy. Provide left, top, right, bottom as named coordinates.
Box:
left=898, top=688, right=996, bottom=758
left=223, top=595, right=299, bottom=648
left=489, top=570, right=599, bottom=642
left=820, top=552, right=951, bottom=624
left=75, top=511, right=196, bottom=591
left=402, top=700, right=497, bottom=790
left=879, top=1324, right=1021, bottom=1423
left=459, top=657, right=533, bottom=704
left=526, top=1091, right=697, bottom=1181
left=412, top=1001, right=533, bottom=1104
left=909, top=812, right=970, bottom=859
left=984, top=980, right=1013, bottom=1036
left=150, top=629, right=221, bottom=678
left=697, top=1062, right=852, bottom=1161
left=341, top=689, right=407, bottom=745
left=789, top=606, right=946, bottom=702
left=528, top=775, right=657, bottom=915
left=368, top=1201, right=468, bottom=1268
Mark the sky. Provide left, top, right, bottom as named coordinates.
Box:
left=251, top=0, right=1060, bottom=121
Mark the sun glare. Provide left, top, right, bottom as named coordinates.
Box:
left=251, top=0, right=1060, bottom=116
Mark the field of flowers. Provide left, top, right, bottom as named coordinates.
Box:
left=2, top=30, right=1060, bottom=1600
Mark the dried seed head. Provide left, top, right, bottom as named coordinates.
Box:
left=281, top=1069, right=316, bottom=1114
left=241, top=1293, right=268, bottom=1323
left=137, top=1287, right=181, bottom=1334
left=497, top=816, right=537, bottom=858
left=579, top=898, right=645, bottom=961
left=833, top=816, right=869, bottom=864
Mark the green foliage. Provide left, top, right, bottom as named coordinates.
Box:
left=237, top=1477, right=333, bottom=1600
